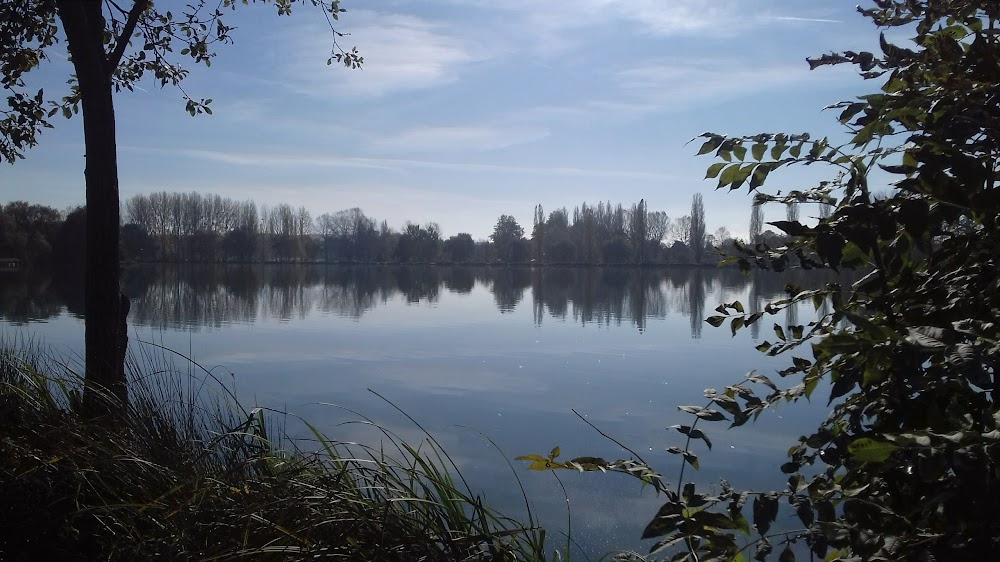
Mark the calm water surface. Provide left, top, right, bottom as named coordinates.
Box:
left=1, top=265, right=841, bottom=557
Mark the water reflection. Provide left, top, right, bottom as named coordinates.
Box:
left=0, top=271, right=64, bottom=324
left=0, top=265, right=851, bottom=337
left=0, top=264, right=858, bottom=556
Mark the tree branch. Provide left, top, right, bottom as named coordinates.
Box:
left=106, top=0, right=146, bottom=74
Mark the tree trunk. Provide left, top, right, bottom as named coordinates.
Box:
left=57, top=1, right=127, bottom=412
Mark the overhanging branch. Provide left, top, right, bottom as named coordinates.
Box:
left=106, top=0, right=147, bottom=74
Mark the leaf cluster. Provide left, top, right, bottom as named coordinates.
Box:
left=522, top=2, right=1000, bottom=560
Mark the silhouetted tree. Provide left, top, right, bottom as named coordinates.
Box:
left=531, top=204, right=545, bottom=263
left=444, top=233, right=475, bottom=262
left=490, top=214, right=525, bottom=262
left=689, top=194, right=706, bottom=264
left=628, top=199, right=647, bottom=264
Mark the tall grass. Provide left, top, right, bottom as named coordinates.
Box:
left=0, top=338, right=549, bottom=560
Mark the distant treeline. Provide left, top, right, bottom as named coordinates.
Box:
left=2, top=193, right=791, bottom=267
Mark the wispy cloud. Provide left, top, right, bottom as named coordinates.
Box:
left=462, top=0, right=748, bottom=37
left=451, top=0, right=751, bottom=57
left=283, top=11, right=483, bottom=97
left=769, top=16, right=843, bottom=24
left=370, top=124, right=549, bottom=153
left=164, top=147, right=676, bottom=181
left=614, top=56, right=849, bottom=109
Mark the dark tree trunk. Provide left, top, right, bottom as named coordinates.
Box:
left=56, top=1, right=127, bottom=411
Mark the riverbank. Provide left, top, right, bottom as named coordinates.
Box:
left=0, top=342, right=549, bottom=561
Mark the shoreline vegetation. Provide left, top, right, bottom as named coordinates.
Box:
left=0, top=339, right=551, bottom=561
left=0, top=196, right=797, bottom=272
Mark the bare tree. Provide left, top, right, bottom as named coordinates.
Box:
left=647, top=211, right=670, bottom=246
left=672, top=215, right=692, bottom=245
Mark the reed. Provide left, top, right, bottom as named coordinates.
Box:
left=0, top=338, right=548, bottom=561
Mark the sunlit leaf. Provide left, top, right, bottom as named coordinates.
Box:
left=847, top=438, right=898, bottom=463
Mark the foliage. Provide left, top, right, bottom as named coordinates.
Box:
left=521, top=1, right=1000, bottom=560
left=445, top=232, right=476, bottom=262
left=491, top=214, right=526, bottom=262
left=0, top=339, right=548, bottom=560
left=0, top=201, right=62, bottom=264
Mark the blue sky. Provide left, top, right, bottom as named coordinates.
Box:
left=3, top=0, right=881, bottom=241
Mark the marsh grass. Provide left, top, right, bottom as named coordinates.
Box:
left=0, top=338, right=548, bottom=561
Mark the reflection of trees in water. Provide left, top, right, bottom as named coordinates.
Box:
left=442, top=268, right=475, bottom=294
left=687, top=270, right=707, bottom=339
left=3, top=265, right=862, bottom=335
left=785, top=298, right=799, bottom=331
left=530, top=268, right=668, bottom=332
left=318, top=267, right=383, bottom=319
left=263, top=266, right=320, bottom=321
left=0, top=271, right=63, bottom=323
left=536, top=268, right=574, bottom=320
left=748, top=271, right=762, bottom=340
left=128, top=265, right=265, bottom=330
left=490, top=268, right=531, bottom=313
left=394, top=267, right=441, bottom=304
left=127, top=265, right=451, bottom=328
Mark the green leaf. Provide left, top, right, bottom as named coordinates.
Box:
left=748, top=373, right=777, bottom=391
left=515, top=454, right=545, bottom=462
left=682, top=450, right=699, bottom=470
left=848, top=438, right=898, bottom=463
left=698, top=135, right=724, bottom=155
left=718, top=163, right=742, bottom=187
left=804, top=376, right=819, bottom=399
left=730, top=316, right=744, bottom=336
left=706, top=315, right=726, bottom=327
left=751, top=143, right=766, bottom=161
left=733, top=514, right=750, bottom=535
left=706, top=162, right=727, bottom=179
left=516, top=455, right=565, bottom=470
left=671, top=424, right=713, bottom=449
left=678, top=405, right=727, bottom=421
left=771, top=142, right=787, bottom=160
left=733, top=143, right=747, bottom=161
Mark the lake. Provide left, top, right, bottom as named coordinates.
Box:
left=0, top=264, right=841, bottom=557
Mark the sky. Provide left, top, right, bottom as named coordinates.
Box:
left=2, top=0, right=884, bottom=241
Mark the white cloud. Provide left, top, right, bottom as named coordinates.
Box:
left=589, top=0, right=743, bottom=35
left=458, top=0, right=746, bottom=37
left=284, top=11, right=483, bottom=97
